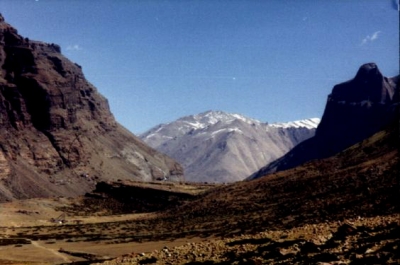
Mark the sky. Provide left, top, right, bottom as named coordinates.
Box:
left=0, top=0, right=398, bottom=134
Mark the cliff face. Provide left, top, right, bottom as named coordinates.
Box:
left=250, top=63, right=399, bottom=179
left=314, top=63, right=399, bottom=157
left=0, top=15, right=183, bottom=201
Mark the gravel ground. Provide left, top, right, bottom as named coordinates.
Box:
left=93, top=213, right=400, bottom=265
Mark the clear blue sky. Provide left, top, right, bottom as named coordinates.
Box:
left=1, top=0, right=398, bottom=134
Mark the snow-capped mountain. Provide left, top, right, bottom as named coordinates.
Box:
left=140, top=111, right=319, bottom=183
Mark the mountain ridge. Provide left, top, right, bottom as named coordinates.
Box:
left=140, top=110, right=319, bottom=183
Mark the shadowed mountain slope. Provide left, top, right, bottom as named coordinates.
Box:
left=0, top=15, right=183, bottom=201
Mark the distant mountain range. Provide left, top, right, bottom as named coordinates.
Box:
left=250, top=63, right=399, bottom=179
left=140, top=111, right=319, bottom=183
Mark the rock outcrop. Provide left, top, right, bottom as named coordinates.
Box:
left=0, top=14, right=183, bottom=201
left=250, top=63, right=399, bottom=179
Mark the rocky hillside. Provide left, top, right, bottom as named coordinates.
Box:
left=251, top=63, right=399, bottom=179
left=0, top=14, right=183, bottom=201
left=140, top=111, right=319, bottom=182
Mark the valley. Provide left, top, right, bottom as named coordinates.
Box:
left=0, top=121, right=398, bottom=264
left=0, top=8, right=398, bottom=265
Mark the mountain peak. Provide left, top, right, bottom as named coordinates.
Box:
left=190, top=110, right=261, bottom=127
left=354, top=63, right=381, bottom=80
left=330, top=62, right=395, bottom=104
left=140, top=111, right=318, bottom=182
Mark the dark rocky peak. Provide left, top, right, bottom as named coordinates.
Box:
left=316, top=63, right=398, bottom=154
left=329, top=63, right=396, bottom=104
left=317, top=63, right=398, bottom=139
left=355, top=62, right=381, bottom=79
left=251, top=63, right=399, bottom=178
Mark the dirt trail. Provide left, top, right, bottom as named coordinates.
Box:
left=30, top=240, right=72, bottom=263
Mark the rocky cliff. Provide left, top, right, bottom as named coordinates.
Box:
left=0, top=14, right=183, bottom=201
left=250, top=63, right=399, bottom=179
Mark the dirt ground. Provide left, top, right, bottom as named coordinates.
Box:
left=1, top=195, right=399, bottom=265
left=93, top=214, right=400, bottom=265
left=0, top=182, right=216, bottom=264
left=0, top=233, right=209, bottom=264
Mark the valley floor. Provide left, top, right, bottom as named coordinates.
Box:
left=0, top=207, right=399, bottom=264
left=94, top=213, right=400, bottom=265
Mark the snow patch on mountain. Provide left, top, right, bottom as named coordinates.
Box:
left=211, top=127, right=243, bottom=136
left=269, top=118, right=320, bottom=129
